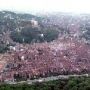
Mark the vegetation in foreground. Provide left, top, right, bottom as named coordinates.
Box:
left=0, top=77, right=90, bottom=90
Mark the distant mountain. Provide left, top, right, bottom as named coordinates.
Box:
left=0, top=10, right=41, bottom=20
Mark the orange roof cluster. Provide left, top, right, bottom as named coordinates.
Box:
left=0, top=38, right=90, bottom=81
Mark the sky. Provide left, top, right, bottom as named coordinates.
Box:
left=0, top=0, right=90, bottom=14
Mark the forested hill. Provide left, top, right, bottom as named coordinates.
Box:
left=0, top=11, right=40, bottom=20
left=0, top=11, right=59, bottom=53
left=0, top=11, right=42, bottom=53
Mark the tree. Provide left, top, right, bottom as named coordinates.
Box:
left=10, top=27, right=59, bottom=43
left=44, top=29, right=59, bottom=42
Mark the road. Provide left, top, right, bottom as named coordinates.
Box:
left=5, top=74, right=89, bottom=84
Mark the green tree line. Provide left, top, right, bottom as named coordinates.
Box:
left=0, top=77, right=90, bottom=90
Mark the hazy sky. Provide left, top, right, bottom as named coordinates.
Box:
left=0, top=0, right=90, bottom=14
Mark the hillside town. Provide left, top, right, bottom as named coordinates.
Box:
left=0, top=11, right=89, bottom=82
left=0, top=37, right=89, bottom=82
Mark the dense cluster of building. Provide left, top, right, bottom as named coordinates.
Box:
left=0, top=11, right=90, bottom=83
left=0, top=38, right=89, bottom=82
left=42, top=14, right=90, bottom=39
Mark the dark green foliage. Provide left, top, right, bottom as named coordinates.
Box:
left=64, top=77, right=90, bottom=90
left=0, top=44, right=9, bottom=53
left=0, top=80, right=62, bottom=90
left=10, top=27, right=59, bottom=43
left=44, top=29, right=59, bottom=42
left=11, top=27, right=41, bottom=43
left=84, top=31, right=90, bottom=40
left=0, top=77, right=89, bottom=90
left=81, top=26, right=90, bottom=41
